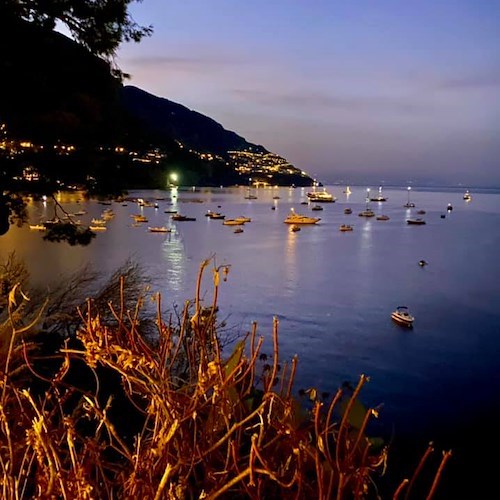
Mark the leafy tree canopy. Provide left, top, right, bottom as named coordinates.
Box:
left=2, top=0, right=152, bottom=58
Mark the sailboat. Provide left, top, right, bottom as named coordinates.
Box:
left=244, top=185, right=258, bottom=199
left=404, top=186, right=415, bottom=208
left=370, top=186, right=387, bottom=202
left=358, top=189, right=375, bottom=217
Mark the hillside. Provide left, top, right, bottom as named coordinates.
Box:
left=121, top=86, right=267, bottom=156
left=0, top=17, right=313, bottom=188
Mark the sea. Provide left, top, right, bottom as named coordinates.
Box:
left=2, top=184, right=500, bottom=497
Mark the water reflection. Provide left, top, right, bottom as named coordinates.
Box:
left=283, top=226, right=298, bottom=296
left=161, top=231, right=187, bottom=294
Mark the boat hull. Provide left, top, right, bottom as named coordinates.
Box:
left=391, top=312, right=414, bottom=327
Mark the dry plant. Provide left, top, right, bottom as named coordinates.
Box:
left=0, top=257, right=451, bottom=499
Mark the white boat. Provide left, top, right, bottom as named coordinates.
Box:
left=148, top=227, right=171, bottom=233
left=391, top=306, right=414, bottom=327
left=307, top=189, right=336, bottom=203
left=343, top=186, right=352, bottom=195
left=284, top=209, right=320, bottom=224
left=463, top=190, right=472, bottom=201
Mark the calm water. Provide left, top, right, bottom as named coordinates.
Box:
left=2, top=185, right=500, bottom=495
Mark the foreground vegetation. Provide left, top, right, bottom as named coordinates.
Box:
left=0, top=255, right=450, bottom=498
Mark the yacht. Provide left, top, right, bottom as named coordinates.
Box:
left=307, top=189, right=336, bottom=203
left=148, top=227, right=171, bottom=233
left=284, top=209, right=320, bottom=224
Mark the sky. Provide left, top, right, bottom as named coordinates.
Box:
left=117, top=0, right=500, bottom=187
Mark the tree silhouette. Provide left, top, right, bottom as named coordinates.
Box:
left=1, top=0, right=152, bottom=59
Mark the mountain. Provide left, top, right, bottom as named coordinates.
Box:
left=120, top=86, right=267, bottom=156
left=0, top=17, right=313, bottom=187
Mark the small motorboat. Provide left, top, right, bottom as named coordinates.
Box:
left=29, top=224, right=46, bottom=231
left=223, top=219, right=244, bottom=226
left=447, top=203, right=453, bottom=211
left=391, top=306, right=414, bottom=327
left=463, top=190, right=472, bottom=201
left=284, top=209, right=320, bottom=224
left=290, top=225, right=301, bottom=232
left=344, top=208, right=352, bottom=215
left=148, top=227, right=171, bottom=233
left=234, top=227, right=244, bottom=234
left=172, top=214, right=196, bottom=221
left=376, top=215, right=390, bottom=221
left=207, top=211, right=225, bottom=219
left=419, top=260, right=428, bottom=267
left=311, top=205, right=323, bottom=211
left=358, top=209, right=375, bottom=217
left=234, top=216, right=251, bottom=223
left=339, top=224, right=353, bottom=232
left=407, top=218, right=426, bottom=225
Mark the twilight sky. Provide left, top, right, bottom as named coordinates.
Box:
left=117, top=0, right=500, bottom=187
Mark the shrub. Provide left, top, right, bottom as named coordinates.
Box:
left=0, top=258, right=450, bottom=498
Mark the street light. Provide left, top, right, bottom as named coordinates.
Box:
left=170, top=172, right=178, bottom=186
